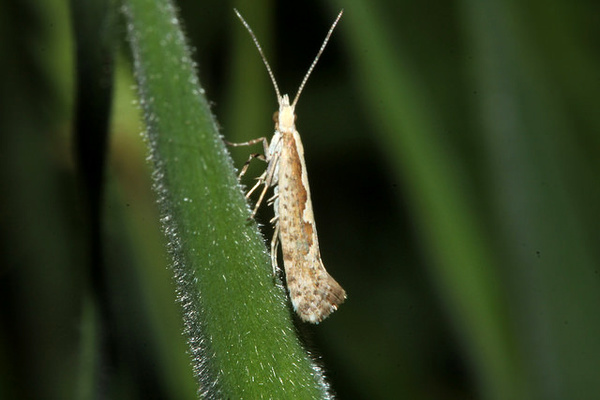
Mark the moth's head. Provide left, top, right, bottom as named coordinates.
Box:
left=276, top=94, right=296, bottom=132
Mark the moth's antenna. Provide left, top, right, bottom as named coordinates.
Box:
left=292, top=10, right=343, bottom=108
left=234, top=9, right=282, bottom=100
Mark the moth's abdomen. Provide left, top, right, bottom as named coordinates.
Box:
left=277, top=129, right=346, bottom=323
left=286, top=263, right=346, bottom=323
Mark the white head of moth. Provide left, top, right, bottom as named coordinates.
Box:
left=233, top=9, right=346, bottom=323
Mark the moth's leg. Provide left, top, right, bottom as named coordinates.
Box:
left=224, top=136, right=269, bottom=153
left=270, top=222, right=280, bottom=277
left=225, top=137, right=270, bottom=179
left=249, top=149, right=281, bottom=218
left=245, top=170, right=267, bottom=199
left=269, top=214, right=279, bottom=225
left=263, top=149, right=280, bottom=186
left=267, top=192, right=279, bottom=207
left=250, top=179, right=270, bottom=218
left=237, top=153, right=266, bottom=179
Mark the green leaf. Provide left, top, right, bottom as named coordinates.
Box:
left=122, top=0, right=332, bottom=397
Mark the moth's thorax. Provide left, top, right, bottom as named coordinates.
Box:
left=277, top=94, right=296, bottom=133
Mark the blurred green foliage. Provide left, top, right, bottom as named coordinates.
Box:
left=1, top=0, right=599, bottom=399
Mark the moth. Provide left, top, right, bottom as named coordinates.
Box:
left=231, top=9, right=346, bottom=323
